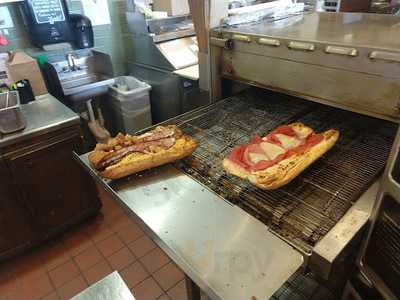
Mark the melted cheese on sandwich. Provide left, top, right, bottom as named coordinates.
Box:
left=275, top=134, right=301, bottom=149
left=259, top=142, right=285, bottom=160
left=248, top=152, right=269, bottom=164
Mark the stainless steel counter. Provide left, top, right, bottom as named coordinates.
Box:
left=0, top=94, right=80, bottom=148
left=71, top=272, right=135, bottom=300
left=75, top=153, right=304, bottom=300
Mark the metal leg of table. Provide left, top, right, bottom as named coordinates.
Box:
left=185, top=276, right=201, bottom=300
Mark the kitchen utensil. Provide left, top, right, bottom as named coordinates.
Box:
left=86, top=99, right=110, bottom=143
left=0, top=91, right=26, bottom=134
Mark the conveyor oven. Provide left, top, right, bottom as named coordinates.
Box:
left=170, top=11, right=400, bottom=298
left=76, top=11, right=400, bottom=300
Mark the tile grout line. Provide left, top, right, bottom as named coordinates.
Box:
left=83, top=228, right=117, bottom=287
left=120, top=258, right=152, bottom=290
left=166, top=278, right=186, bottom=297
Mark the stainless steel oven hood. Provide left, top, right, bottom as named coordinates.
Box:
left=210, top=12, right=400, bottom=122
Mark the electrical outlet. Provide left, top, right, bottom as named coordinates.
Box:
left=0, top=6, right=14, bottom=29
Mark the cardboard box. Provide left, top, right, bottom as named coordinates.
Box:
left=7, top=52, right=47, bottom=96
left=153, top=0, right=190, bottom=16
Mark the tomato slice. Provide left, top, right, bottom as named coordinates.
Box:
left=306, top=133, right=324, bottom=146
left=287, top=145, right=307, bottom=156
left=243, top=144, right=266, bottom=166
left=251, top=153, right=286, bottom=171
left=264, top=125, right=298, bottom=146
left=285, top=133, right=324, bottom=156
left=251, top=135, right=263, bottom=144
left=227, top=128, right=325, bottom=172
left=265, top=134, right=282, bottom=146
left=272, top=125, right=297, bottom=137
left=228, top=145, right=249, bottom=169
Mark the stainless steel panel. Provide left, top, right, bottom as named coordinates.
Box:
left=358, top=128, right=400, bottom=300
left=152, top=28, right=196, bottom=43
left=125, top=10, right=196, bottom=70
left=71, top=272, right=135, bottom=300
left=219, top=13, right=400, bottom=50
left=0, top=94, right=80, bottom=147
left=211, top=13, right=400, bottom=82
left=311, top=182, right=379, bottom=279
left=125, top=11, right=174, bottom=70
left=75, top=155, right=304, bottom=300
left=221, top=51, right=400, bottom=120
left=146, top=15, right=192, bottom=34
left=209, top=13, right=400, bottom=121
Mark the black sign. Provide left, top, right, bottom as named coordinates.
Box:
left=30, top=0, right=66, bottom=24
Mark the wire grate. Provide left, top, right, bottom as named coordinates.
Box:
left=270, top=271, right=336, bottom=300
left=171, top=88, right=397, bottom=252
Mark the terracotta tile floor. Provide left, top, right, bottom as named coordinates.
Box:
left=0, top=187, right=188, bottom=300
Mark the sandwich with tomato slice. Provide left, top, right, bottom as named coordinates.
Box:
left=223, top=123, right=339, bottom=190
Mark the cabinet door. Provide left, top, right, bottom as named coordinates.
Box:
left=7, top=132, right=99, bottom=238
left=0, top=157, right=34, bottom=257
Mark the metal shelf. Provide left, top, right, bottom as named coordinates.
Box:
left=0, top=0, right=23, bottom=4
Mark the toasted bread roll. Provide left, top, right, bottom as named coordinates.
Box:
left=89, top=126, right=197, bottom=180
left=248, top=129, right=339, bottom=190
left=222, top=158, right=250, bottom=179
left=223, top=123, right=339, bottom=190
left=100, top=135, right=197, bottom=179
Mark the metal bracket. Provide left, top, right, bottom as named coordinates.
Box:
left=288, top=41, right=315, bottom=52
left=210, top=37, right=233, bottom=50
left=257, top=38, right=280, bottom=47
left=369, top=50, right=400, bottom=63
left=325, top=46, right=358, bottom=57
left=231, top=34, right=251, bottom=43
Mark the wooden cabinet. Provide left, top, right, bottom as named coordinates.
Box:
left=0, top=159, right=34, bottom=256
left=0, top=125, right=101, bottom=260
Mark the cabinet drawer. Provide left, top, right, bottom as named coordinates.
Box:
left=6, top=133, right=95, bottom=236
left=0, top=157, right=34, bottom=257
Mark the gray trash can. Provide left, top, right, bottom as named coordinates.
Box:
left=108, top=76, right=152, bottom=134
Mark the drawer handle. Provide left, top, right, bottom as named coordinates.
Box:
left=288, top=41, right=315, bottom=51
left=232, top=34, right=251, bottom=43
left=369, top=51, right=400, bottom=63
left=210, top=37, right=233, bottom=49
left=325, top=46, right=358, bottom=57
left=257, top=38, right=280, bottom=47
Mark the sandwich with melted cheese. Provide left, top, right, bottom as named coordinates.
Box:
left=223, top=123, right=339, bottom=190
left=89, top=125, right=198, bottom=179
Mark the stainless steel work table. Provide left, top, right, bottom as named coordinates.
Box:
left=0, top=94, right=80, bottom=147
left=75, top=153, right=304, bottom=300
left=71, top=272, right=135, bottom=300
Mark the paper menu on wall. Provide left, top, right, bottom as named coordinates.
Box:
left=81, top=0, right=111, bottom=26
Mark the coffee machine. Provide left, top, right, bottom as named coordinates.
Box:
left=19, top=0, right=94, bottom=49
